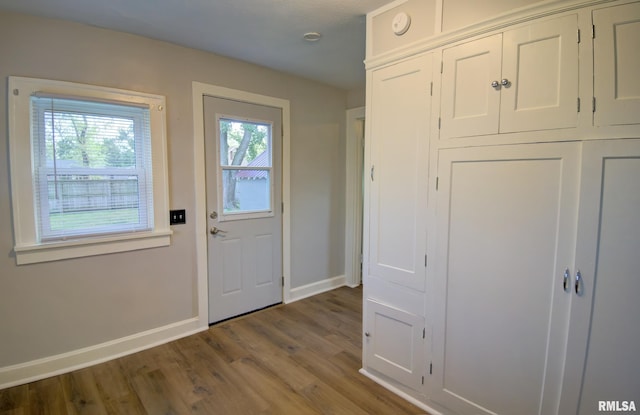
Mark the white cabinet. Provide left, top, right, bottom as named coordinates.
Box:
left=559, top=139, right=640, bottom=414
left=593, top=2, right=640, bottom=126
left=366, top=53, right=433, bottom=291
left=431, top=139, right=640, bottom=415
left=362, top=52, right=433, bottom=394
left=363, top=2, right=640, bottom=414
left=364, top=299, right=426, bottom=391
left=440, top=14, right=579, bottom=139
left=431, top=142, right=581, bottom=415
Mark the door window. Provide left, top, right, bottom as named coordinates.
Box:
left=217, top=116, right=273, bottom=220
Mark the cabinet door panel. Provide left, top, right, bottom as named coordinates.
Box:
left=441, top=34, right=502, bottom=139
left=364, top=299, right=425, bottom=391
left=367, top=54, right=432, bottom=290
left=560, top=139, right=640, bottom=414
left=432, top=143, right=580, bottom=415
left=593, top=3, right=640, bottom=126
left=500, top=14, right=579, bottom=133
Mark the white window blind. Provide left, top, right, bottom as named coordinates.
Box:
left=30, top=95, right=154, bottom=241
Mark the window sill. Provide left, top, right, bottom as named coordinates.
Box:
left=14, top=230, right=173, bottom=265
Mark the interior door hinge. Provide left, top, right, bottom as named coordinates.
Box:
left=422, top=328, right=426, bottom=339
left=430, top=81, right=433, bottom=96
left=429, top=362, right=433, bottom=375
left=282, top=202, right=284, bottom=214
left=421, top=376, right=425, bottom=385
left=424, top=254, right=428, bottom=268
left=282, top=276, right=285, bottom=287
left=593, top=97, right=596, bottom=113
left=577, top=97, right=581, bottom=113
left=438, top=117, right=441, bottom=129
left=577, top=28, right=581, bottom=43
left=440, top=61, right=443, bottom=74
left=436, top=176, right=439, bottom=191
left=592, top=24, right=596, bottom=39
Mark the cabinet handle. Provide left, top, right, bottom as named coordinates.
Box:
left=501, top=79, right=511, bottom=87
left=365, top=331, right=371, bottom=337
left=575, top=270, right=582, bottom=295
left=563, top=268, right=570, bottom=292
left=491, top=80, right=500, bottom=89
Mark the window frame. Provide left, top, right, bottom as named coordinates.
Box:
left=215, top=113, right=275, bottom=222
left=8, top=76, right=171, bottom=265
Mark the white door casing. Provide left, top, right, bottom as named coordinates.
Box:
left=204, top=96, right=283, bottom=323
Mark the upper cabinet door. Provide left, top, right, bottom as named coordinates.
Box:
left=440, top=34, right=502, bottom=139
left=593, top=3, right=640, bottom=126
left=367, top=53, right=432, bottom=291
left=500, top=14, right=579, bottom=133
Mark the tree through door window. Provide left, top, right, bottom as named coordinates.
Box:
left=218, top=117, right=273, bottom=218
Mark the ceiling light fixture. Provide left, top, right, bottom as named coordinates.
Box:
left=303, top=32, right=322, bottom=42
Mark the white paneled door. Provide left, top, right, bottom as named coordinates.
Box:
left=432, top=142, right=581, bottom=415
left=593, top=2, right=640, bottom=126
left=204, top=96, right=283, bottom=323
left=367, top=53, right=432, bottom=291
left=559, top=139, right=640, bottom=414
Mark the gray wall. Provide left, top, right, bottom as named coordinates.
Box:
left=0, top=11, right=346, bottom=367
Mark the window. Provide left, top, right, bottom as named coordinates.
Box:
left=217, top=116, right=274, bottom=219
left=8, top=77, right=171, bottom=264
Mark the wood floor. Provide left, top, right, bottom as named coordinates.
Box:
left=0, top=286, right=425, bottom=415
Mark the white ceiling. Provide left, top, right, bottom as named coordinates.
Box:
left=0, top=0, right=394, bottom=90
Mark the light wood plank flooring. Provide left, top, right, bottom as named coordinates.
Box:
left=0, top=286, right=426, bottom=414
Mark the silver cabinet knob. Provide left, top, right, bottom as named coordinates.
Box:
left=501, top=79, right=511, bottom=87
left=364, top=331, right=371, bottom=337
left=491, top=80, right=500, bottom=88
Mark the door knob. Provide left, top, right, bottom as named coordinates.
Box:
left=209, top=211, right=218, bottom=219
left=210, top=226, right=227, bottom=235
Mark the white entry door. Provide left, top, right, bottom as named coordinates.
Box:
left=204, top=96, right=283, bottom=324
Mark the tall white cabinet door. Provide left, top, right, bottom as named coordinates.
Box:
left=432, top=143, right=581, bottom=415
left=367, top=54, right=432, bottom=291
left=440, top=34, right=502, bottom=139
left=500, top=14, right=579, bottom=133
left=559, top=139, right=640, bottom=414
left=593, top=3, right=640, bottom=126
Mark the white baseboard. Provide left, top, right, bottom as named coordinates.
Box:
left=359, top=368, right=444, bottom=415
left=0, top=317, right=208, bottom=390
left=287, top=275, right=347, bottom=303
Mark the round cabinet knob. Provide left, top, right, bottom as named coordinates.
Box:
left=491, top=80, right=500, bottom=89
left=364, top=331, right=371, bottom=337
left=501, top=79, right=511, bottom=87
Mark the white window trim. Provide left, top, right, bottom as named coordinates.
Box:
left=215, top=113, right=276, bottom=222
left=8, top=76, right=171, bottom=265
